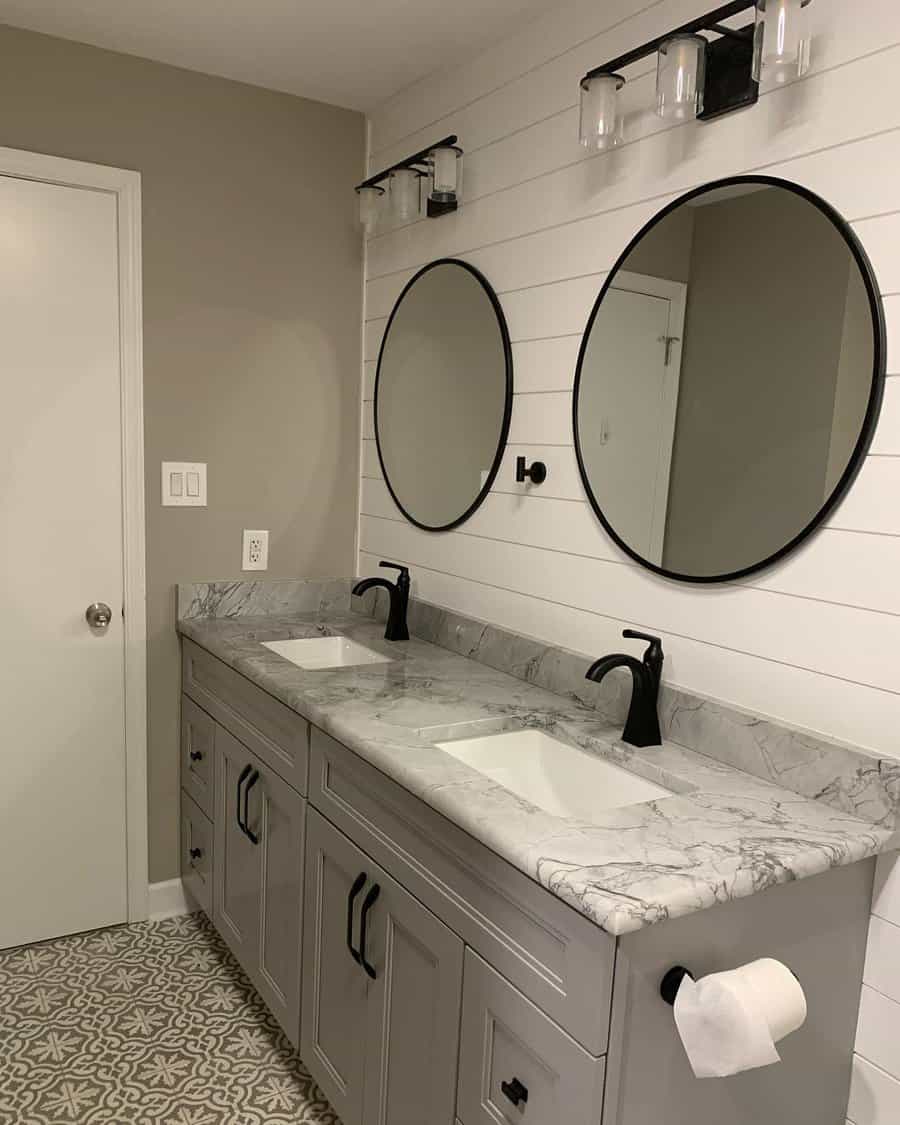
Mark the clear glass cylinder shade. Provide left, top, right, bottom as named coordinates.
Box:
left=753, top=0, right=811, bottom=84
left=656, top=34, right=707, bottom=121
left=430, top=146, right=461, bottom=197
left=579, top=73, right=625, bottom=150
left=389, top=168, right=422, bottom=221
left=357, top=186, right=384, bottom=234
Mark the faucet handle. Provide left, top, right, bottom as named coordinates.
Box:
left=379, top=560, right=410, bottom=582
left=623, top=629, right=663, bottom=667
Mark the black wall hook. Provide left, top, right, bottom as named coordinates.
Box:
left=516, top=456, right=547, bottom=485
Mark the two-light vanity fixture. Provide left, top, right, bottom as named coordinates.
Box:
left=579, top=0, right=813, bottom=149
left=356, top=135, right=463, bottom=233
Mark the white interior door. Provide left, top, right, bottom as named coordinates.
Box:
left=580, top=274, right=686, bottom=564
left=0, top=172, right=130, bottom=948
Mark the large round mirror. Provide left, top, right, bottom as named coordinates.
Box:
left=375, top=259, right=512, bottom=531
left=574, top=176, right=885, bottom=583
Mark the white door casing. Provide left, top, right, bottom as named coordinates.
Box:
left=0, top=146, right=146, bottom=945
left=579, top=271, right=687, bottom=565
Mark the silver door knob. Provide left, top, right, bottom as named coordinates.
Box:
left=85, top=602, right=113, bottom=630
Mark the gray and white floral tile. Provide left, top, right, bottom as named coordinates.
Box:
left=0, top=913, right=340, bottom=1124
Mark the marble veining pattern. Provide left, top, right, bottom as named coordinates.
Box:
left=178, top=579, right=351, bottom=621
left=179, top=608, right=894, bottom=937
left=354, top=592, right=900, bottom=832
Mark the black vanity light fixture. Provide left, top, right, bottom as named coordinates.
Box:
left=578, top=0, right=813, bottom=150
left=355, top=135, right=464, bottom=233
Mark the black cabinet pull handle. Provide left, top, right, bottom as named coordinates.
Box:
left=500, top=1077, right=528, bottom=1107
left=359, top=883, right=381, bottom=979
left=236, top=765, right=253, bottom=834
left=189, top=749, right=203, bottom=762
left=346, top=872, right=368, bottom=964
left=243, top=770, right=260, bottom=845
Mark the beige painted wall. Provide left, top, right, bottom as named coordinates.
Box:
left=0, top=24, right=365, bottom=881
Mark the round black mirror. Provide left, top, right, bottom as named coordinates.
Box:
left=375, top=259, right=513, bottom=532
left=573, top=175, right=886, bottom=583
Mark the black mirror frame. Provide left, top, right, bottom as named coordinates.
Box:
left=572, top=174, right=887, bottom=585
left=374, top=257, right=514, bottom=533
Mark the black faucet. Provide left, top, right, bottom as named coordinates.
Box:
left=352, top=561, right=410, bottom=642
left=585, top=630, right=664, bottom=748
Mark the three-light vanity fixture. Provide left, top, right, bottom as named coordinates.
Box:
left=355, top=135, right=464, bottom=233
left=579, top=0, right=813, bottom=150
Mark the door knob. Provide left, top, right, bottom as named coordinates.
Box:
left=85, top=602, right=113, bottom=630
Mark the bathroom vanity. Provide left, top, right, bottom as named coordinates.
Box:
left=178, top=597, right=890, bottom=1125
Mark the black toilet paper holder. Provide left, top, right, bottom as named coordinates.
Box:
left=659, top=962, right=800, bottom=1006
left=660, top=965, right=695, bottom=1006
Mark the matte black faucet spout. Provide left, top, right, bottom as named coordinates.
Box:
left=352, top=561, right=410, bottom=642
left=585, top=630, right=663, bottom=748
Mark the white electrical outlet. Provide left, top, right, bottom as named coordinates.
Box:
left=242, top=530, right=269, bottom=571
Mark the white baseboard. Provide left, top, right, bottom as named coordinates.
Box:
left=148, top=878, right=197, bottom=921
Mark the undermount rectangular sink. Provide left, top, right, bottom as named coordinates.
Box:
left=262, top=636, right=393, bottom=670
left=435, top=729, right=673, bottom=822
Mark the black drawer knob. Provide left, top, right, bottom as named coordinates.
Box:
left=189, top=750, right=203, bottom=762
left=501, top=1077, right=528, bottom=1107
left=189, top=847, right=203, bottom=861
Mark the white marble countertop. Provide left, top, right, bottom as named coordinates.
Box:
left=179, top=611, right=893, bottom=936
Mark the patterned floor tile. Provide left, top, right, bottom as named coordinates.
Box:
left=0, top=913, right=341, bottom=1124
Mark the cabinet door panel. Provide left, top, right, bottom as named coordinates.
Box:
left=213, top=726, right=260, bottom=968
left=302, top=809, right=370, bottom=1125
left=247, top=762, right=305, bottom=1048
left=180, top=791, right=213, bottom=915
left=364, top=854, right=464, bottom=1125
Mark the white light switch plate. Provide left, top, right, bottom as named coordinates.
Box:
left=242, top=530, right=269, bottom=571
left=162, top=462, right=207, bottom=507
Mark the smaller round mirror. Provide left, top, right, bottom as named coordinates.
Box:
left=574, top=176, right=886, bottom=583
left=375, top=259, right=512, bottom=531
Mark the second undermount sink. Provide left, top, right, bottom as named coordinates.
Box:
left=435, top=729, right=673, bottom=822
left=262, top=636, right=393, bottom=670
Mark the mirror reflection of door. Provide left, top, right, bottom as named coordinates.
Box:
left=574, top=178, right=884, bottom=582
left=578, top=273, right=686, bottom=565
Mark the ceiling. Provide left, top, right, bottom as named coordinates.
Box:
left=0, top=0, right=561, bottom=111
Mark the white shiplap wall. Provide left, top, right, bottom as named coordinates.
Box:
left=358, top=1, right=900, bottom=1118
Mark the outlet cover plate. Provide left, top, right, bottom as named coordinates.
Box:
left=242, top=529, right=269, bottom=571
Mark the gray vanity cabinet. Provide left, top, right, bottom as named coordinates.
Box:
left=302, top=807, right=464, bottom=1125
left=213, top=724, right=306, bottom=1048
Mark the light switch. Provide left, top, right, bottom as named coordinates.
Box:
left=162, top=462, right=207, bottom=507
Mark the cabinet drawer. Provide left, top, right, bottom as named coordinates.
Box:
left=181, top=695, right=215, bottom=817
left=181, top=791, right=213, bottom=914
left=458, top=950, right=606, bottom=1125
left=309, top=726, right=615, bottom=1055
left=182, top=638, right=309, bottom=794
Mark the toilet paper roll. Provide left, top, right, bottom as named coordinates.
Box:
left=673, top=958, right=807, bottom=1079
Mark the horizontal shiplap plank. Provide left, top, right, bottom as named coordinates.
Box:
left=848, top=1055, right=900, bottom=1125
left=362, top=400, right=375, bottom=440
left=870, top=377, right=900, bottom=455
left=359, top=548, right=899, bottom=753
left=864, top=916, right=900, bottom=1005
left=829, top=457, right=900, bottom=536
left=856, top=986, right=900, bottom=1081
left=361, top=438, right=382, bottom=479
left=359, top=515, right=900, bottom=693
left=872, top=853, right=900, bottom=929
left=363, top=360, right=377, bottom=399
